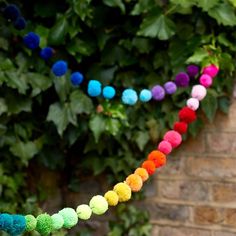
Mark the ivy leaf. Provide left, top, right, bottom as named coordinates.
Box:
left=0, top=98, right=7, bottom=116
left=186, top=48, right=209, bottom=64
left=105, top=118, right=121, bottom=136
left=197, top=0, right=219, bottom=11
left=89, top=115, right=106, bottom=143
left=218, top=97, right=230, bottom=114
left=73, top=0, right=93, bottom=21
left=228, top=0, right=236, bottom=7
left=103, top=0, right=125, bottom=13
left=131, top=0, right=156, bottom=15
left=138, top=13, right=176, bottom=40
left=134, top=131, right=149, bottom=151
left=208, top=3, right=236, bottom=26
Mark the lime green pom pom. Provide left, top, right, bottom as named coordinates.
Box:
left=25, top=215, right=37, bottom=232
left=76, top=204, right=92, bottom=220
left=89, top=195, right=108, bottom=215
left=36, top=214, right=53, bottom=235
left=58, top=208, right=78, bottom=229
left=51, top=214, right=64, bottom=231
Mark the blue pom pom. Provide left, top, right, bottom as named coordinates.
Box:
left=70, top=72, right=84, bottom=86
left=23, top=32, right=40, bottom=50
left=122, top=89, right=138, bottom=105
left=88, top=80, right=102, bottom=97
left=14, top=17, right=26, bottom=30
left=40, top=47, right=53, bottom=60
left=8, top=215, right=26, bottom=236
left=103, top=86, right=116, bottom=99
left=0, top=214, right=13, bottom=232
left=139, top=89, right=152, bottom=102
left=3, top=4, right=20, bottom=21
left=52, top=60, right=68, bottom=77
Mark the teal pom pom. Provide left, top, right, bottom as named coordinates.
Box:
left=36, top=214, right=53, bottom=235
left=8, top=215, right=26, bottom=236
left=25, top=215, right=37, bottom=232
left=0, top=214, right=13, bottom=232
left=76, top=204, right=92, bottom=220
left=102, top=86, right=116, bottom=99
left=89, top=195, right=108, bottom=215
left=122, top=89, right=138, bottom=105
left=87, top=80, right=102, bottom=97
left=51, top=214, right=64, bottom=231
left=139, top=89, right=152, bottom=102
left=58, top=208, right=78, bottom=229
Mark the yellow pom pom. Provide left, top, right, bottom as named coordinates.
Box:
left=134, top=168, right=149, bottom=182
left=104, top=191, right=119, bottom=206
left=113, top=182, right=131, bottom=202
left=125, top=174, right=143, bottom=192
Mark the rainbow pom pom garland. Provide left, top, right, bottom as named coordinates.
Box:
left=0, top=3, right=221, bottom=235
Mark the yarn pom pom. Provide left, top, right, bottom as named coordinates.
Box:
left=23, top=32, right=40, bottom=50
left=52, top=60, right=68, bottom=77
left=122, top=89, right=138, bottom=105
left=70, top=72, right=84, bottom=86
left=164, top=81, right=177, bottom=94
left=134, top=168, right=149, bottom=182
left=36, top=214, right=53, bottom=235
left=113, top=183, right=132, bottom=202
left=8, top=215, right=26, bottom=236
left=200, top=74, right=213, bottom=88
left=173, top=122, right=188, bottom=134
left=14, top=17, right=26, bottom=30
left=148, top=150, right=166, bottom=168
left=40, top=47, right=53, bottom=60
left=151, top=85, right=165, bottom=101
left=164, top=130, right=182, bottom=148
left=3, top=4, right=20, bottom=21
left=76, top=205, right=92, bottom=220
left=125, top=174, right=143, bottom=192
left=191, top=85, right=207, bottom=101
left=88, top=80, right=102, bottom=97
left=58, top=208, right=78, bottom=229
left=89, top=195, right=108, bottom=215
left=51, top=214, right=64, bottom=231
left=175, top=72, right=190, bottom=87
left=187, top=98, right=199, bottom=111
left=179, top=106, right=196, bottom=124
left=158, top=141, right=172, bottom=155
left=103, top=86, right=116, bottom=99
left=139, top=89, right=152, bottom=102
left=104, top=191, right=119, bottom=206
left=0, top=214, right=13, bottom=232
left=203, top=64, right=219, bottom=78
left=25, top=215, right=37, bottom=232
left=141, top=160, right=156, bottom=175
left=187, top=65, right=199, bottom=77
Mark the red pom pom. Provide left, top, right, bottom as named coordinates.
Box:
left=141, top=160, right=156, bottom=175
left=174, top=122, right=188, bottom=134
left=178, top=106, right=196, bottom=124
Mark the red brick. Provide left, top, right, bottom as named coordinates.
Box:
left=213, top=183, right=236, bottom=203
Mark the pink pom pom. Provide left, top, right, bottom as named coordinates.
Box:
left=163, top=130, right=182, bottom=148
left=191, top=85, right=207, bottom=101
left=203, top=64, right=219, bottom=78
left=187, top=98, right=199, bottom=111
left=200, top=74, right=213, bottom=88
left=158, top=141, right=172, bottom=155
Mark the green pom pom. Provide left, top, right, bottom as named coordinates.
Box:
left=76, top=204, right=92, bottom=220
left=36, top=214, right=53, bottom=235
left=25, top=215, right=37, bottom=232
left=89, top=195, right=108, bottom=215
left=58, top=208, right=78, bottom=229
left=51, top=214, right=64, bottom=231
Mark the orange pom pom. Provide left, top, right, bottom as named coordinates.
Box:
left=141, top=160, right=156, bottom=175
left=134, top=168, right=149, bottom=182
left=125, top=174, right=143, bottom=192
left=147, top=150, right=166, bottom=168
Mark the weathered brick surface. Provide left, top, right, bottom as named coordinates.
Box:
left=225, top=209, right=236, bottom=227
left=212, top=183, right=236, bottom=203
left=214, top=231, right=236, bottom=236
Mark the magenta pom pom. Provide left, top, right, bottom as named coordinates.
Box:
left=203, top=64, right=219, bottom=78
left=191, top=85, right=207, bottom=101
left=200, top=74, right=213, bottom=88
left=158, top=141, right=172, bottom=155
left=187, top=98, right=199, bottom=111
left=163, top=130, right=182, bottom=148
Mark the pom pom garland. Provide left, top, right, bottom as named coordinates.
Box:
left=173, top=122, right=188, bottom=134
left=58, top=208, right=78, bottom=229
left=147, top=150, right=166, bottom=168
left=76, top=205, right=92, bottom=220
left=141, top=160, right=156, bottom=175
left=163, top=130, right=182, bottom=148
left=3, top=4, right=20, bottom=21
left=164, top=81, right=177, bottom=94
left=104, top=191, right=119, bottom=206
left=187, top=98, right=199, bottom=111
left=158, top=141, right=172, bottom=155
left=139, top=89, right=152, bottom=102
left=175, top=72, right=190, bottom=87
left=25, top=215, right=37, bottom=232
left=8, top=215, right=26, bottom=236
left=191, top=85, right=207, bottom=101
left=200, top=74, right=213, bottom=88
left=113, top=183, right=132, bottom=202
left=89, top=195, right=108, bottom=215
left=187, top=65, right=199, bottom=77
left=70, top=72, right=84, bottom=86
left=0, top=214, right=13, bottom=232
left=125, top=174, right=143, bottom=192
left=122, top=89, right=138, bottom=105
left=52, top=60, right=68, bottom=77
left=103, top=86, right=116, bottom=99
left=14, top=16, right=26, bottom=30
left=203, top=64, right=219, bottom=78
left=151, top=85, right=165, bottom=101
left=36, top=214, right=53, bottom=236
left=51, top=214, right=64, bottom=231
left=179, top=106, right=196, bottom=123
left=23, top=32, right=40, bottom=50
left=88, top=80, right=102, bottom=97
left=134, top=168, right=149, bottom=182
left=40, top=47, right=53, bottom=60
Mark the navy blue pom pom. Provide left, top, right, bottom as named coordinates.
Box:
left=14, top=17, right=26, bottom=30
left=40, top=47, right=53, bottom=60
left=52, top=60, right=68, bottom=76
left=70, top=72, right=84, bottom=86
left=3, top=4, right=20, bottom=21
left=23, top=32, right=40, bottom=50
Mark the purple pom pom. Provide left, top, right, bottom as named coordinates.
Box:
left=187, top=65, right=199, bottom=77
left=151, top=85, right=165, bottom=101
left=175, top=72, right=190, bottom=87
left=164, top=81, right=177, bottom=94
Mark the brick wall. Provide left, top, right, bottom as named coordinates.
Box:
left=146, top=100, right=236, bottom=236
